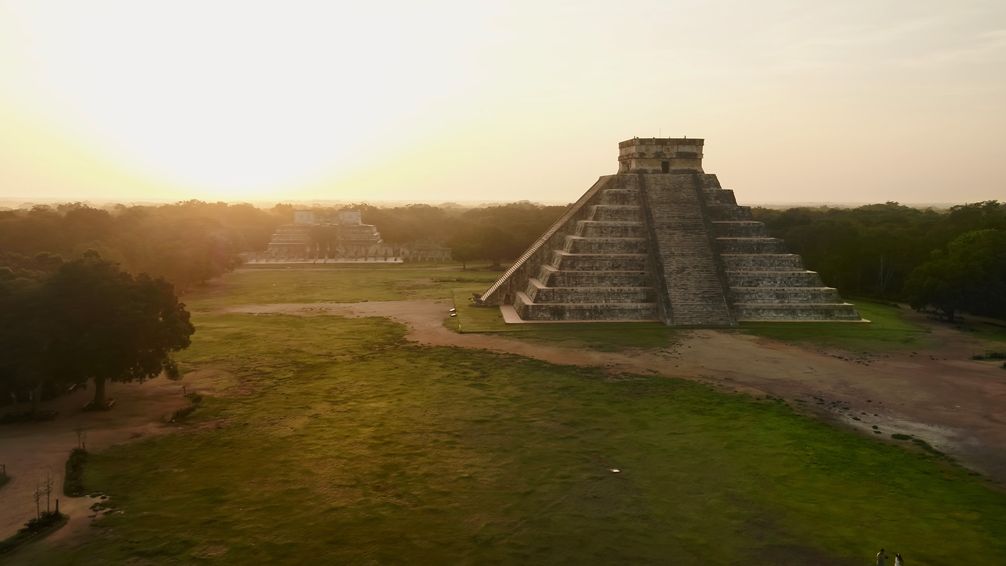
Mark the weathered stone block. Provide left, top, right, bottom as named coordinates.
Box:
left=564, top=235, right=648, bottom=254
left=711, top=221, right=768, bottom=238
left=716, top=237, right=788, bottom=254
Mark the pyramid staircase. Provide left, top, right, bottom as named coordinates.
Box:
left=514, top=177, right=659, bottom=321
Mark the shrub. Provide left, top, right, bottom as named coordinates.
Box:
left=972, top=351, right=1006, bottom=360
left=0, top=511, right=67, bottom=555
left=63, top=448, right=88, bottom=496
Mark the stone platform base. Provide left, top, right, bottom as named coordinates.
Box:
left=500, top=305, right=659, bottom=325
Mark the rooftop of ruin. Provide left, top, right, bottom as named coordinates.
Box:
left=617, top=137, right=704, bottom=174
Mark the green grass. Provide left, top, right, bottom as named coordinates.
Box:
left=188, top=263, right=497, bottom=311
left=196, top=266, right=941, bottom=353
left=740, top=300, right=933, bottom=352
left=957, top=319, right=1006, bottom=343
left=23, top=309, right=1006, bottom=565
left=20, top=267, right=1005, bottom=563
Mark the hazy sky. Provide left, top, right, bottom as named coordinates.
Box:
left=1, top=0, right=1004, bottom=205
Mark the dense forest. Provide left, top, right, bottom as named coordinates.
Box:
left=356, top=202, right=566, bottom=267
left=0, top=201, right=285, bottom=292
left=753, top=201, right=1006, bottom=320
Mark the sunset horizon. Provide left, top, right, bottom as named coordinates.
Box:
left=3, top=0, right=1004, bottom=205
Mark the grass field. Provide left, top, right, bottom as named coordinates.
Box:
left=26, top=265, right=1006, bottom=564
left=189, top=264, right=497, bottom=311
left=740, top=300, right=934, bottom=352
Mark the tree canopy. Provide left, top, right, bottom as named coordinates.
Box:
left=0, top=253, right=194, bottom=409
left=903, top=229, right=1006, bottom=321
left=0, top=201, right=286, bottom=291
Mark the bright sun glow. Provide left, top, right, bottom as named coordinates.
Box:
left=1, top=1, right=494, bottom=200
left=1, top=1, right=1005, bottom=204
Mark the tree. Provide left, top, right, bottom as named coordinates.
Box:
left=42, top=252, right=195, bottom=409
left=904, top=229, right=1006, bottom=321
left=446, top=224, right=481, bottom=270
left=0, top=256, right=68, bottom=410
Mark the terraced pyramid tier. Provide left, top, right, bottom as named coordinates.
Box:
left=478, top=137, right=862, bottom=325
left=513, top=176, right=660, bottom=322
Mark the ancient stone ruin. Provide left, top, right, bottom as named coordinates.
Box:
left=476, top=138, right=861, bottom=326
left=257, top=209, right=452, bottom=263
left=263, top=210, right=383, bottom=260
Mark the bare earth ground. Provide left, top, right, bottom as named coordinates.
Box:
left=0, top=370, right=234, bottom=541
left=227, top=300, right=1006, bottom=485
left=2, top=299, right=1004, bottom=549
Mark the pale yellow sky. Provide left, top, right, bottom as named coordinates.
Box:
left=1, top=0, right=1004, bottom=205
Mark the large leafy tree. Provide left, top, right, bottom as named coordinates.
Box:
left=42, top=252, right=195, bottom=408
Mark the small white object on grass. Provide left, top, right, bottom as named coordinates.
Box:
left=449, top=307, right=457, bottom=312
left=610, top=468, right=621, bottom=473
left=450, top=313, right=458, bottom=317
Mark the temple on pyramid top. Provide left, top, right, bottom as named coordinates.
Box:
left=475, top=137, right=863, bottom=326
left=618, top=137, right=704, bottom=173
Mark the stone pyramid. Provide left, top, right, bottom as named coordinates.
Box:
left=475, top=138, right=861, bottom=326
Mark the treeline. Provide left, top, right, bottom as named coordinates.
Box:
left=754, top=201, right=1006, bottom=320
left=5, top=198, right=999, bottom=321
left=0, top=200, right=571, bottom=288
left=0, top=201, right=285, bottom=291
left=352, top=202, right=567, bottom=267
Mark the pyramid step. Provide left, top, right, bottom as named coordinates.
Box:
left=721, top=254, right=804, bottom=271
left=717, top=237, right=788, bottom=254
left=706, top=204, right=752, bottom=220
left=538, top=266, right=650, bottom=287
left=702, top=188, right=738, bottom=206
left=589, top=205, right=643, bottom=222
left=576, top=220, right=647, bottom=238
left=599, top=189, right=642, bottom=205
left=711, top=221, right=768, bottom=238
left=564, top=235, right=648, bottom=254
left=730, top=287, right=841, bottom=303
left=551, top=250, right=647, bottom=271
left=527, top=279, right=656, bottom=303
left=734, top=303, right=862, bottom=321
left=726, top=270, right=825, bottom=287
left=514, top=292, right=659, bottom=321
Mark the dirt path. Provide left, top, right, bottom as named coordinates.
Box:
left=0, top=370, right=234, bottom=543
left=229, top=300, right=1006, bottom=485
